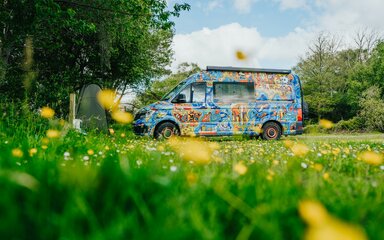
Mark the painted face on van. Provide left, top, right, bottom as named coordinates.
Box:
left=133, top=66, right=304, bottom=140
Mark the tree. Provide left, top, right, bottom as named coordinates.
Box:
left=359, top=86, right=384, bottom=132
left=295, top=32, right=345, bottom=121
left=0, top=0, right=190, bottom=116
left=131, top=62, right=201, bottom=111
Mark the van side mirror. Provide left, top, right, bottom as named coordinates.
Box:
left=173, top=93, right=187, bottom=103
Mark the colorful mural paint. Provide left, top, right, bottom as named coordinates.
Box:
left=133, top=67, right=304, bottom=139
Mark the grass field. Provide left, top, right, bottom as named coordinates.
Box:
left=0, top=114, right=383, bottom=239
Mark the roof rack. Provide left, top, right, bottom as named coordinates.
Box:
left=206, top=66, right=291, bottom=74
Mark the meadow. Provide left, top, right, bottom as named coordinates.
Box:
left=0, top=109, right=383, bottom=240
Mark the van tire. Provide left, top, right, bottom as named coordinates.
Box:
left=154, top=122, right=179, bottom=140
left=262, top=122, right=281, bottom=140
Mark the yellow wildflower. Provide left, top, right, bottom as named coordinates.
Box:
left=111, top=111, right=133, bottom=124
left=40, top=106, right=55, bottom=119
left=299, top=200, right=332, bottom=227
left=236, top=50, right=247, bottom=60
left=323, top=172, right=330, bottom=181
left=12, top=148, right=23, bottom=158
left=186, top=172, right=197, bottom=185
left=319, top=119, right=334, bottom=129
left=87, top=149, right=94, bottom=155
left=29, top=148, right=38, bottom=157
left=314, top=163, right=323, bottom=171
left=332, top=148, right=341, bottom=155
left=299, top=200, right=367, bottom=240
left=291, top=143, right=310, bottom=157
left=358, top=151, right=383, bottom=165
left=283, top=140, right=294, bottom=148
left=234, top=162, right=248, bottom=175
left=46, top=129, right=60, bottom=138
left=168, top=137, right=218, bottom=164
left=97, top=89, right=117, bottom=110
left=273, top=160, right=279, bottom=165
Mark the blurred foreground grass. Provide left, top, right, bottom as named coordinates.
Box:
left=0, top=113, right=383, bottom=239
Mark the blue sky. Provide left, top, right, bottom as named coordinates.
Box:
left=172, top=0, right=318, bottom=37
left=167, top=0, right=384, bottom=71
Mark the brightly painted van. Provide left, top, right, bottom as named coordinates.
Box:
left=133, top=66, right=305, bottom=140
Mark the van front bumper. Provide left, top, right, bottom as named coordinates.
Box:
left=133, top=120, right=150, bottom=136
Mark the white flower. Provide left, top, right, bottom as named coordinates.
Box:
left=83, top=156, right=90, bottom=161
left=380, top=165, right=384, bottom=170
left=170, top=166, right=177, bottom=172
left=301, top=162, right=308, bottom=169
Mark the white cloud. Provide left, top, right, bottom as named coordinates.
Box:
left=172, top=23, right=314, bottom=71
left=206, top=0, right=223, bottom=11
left=315, top=0, right=384, bottom=33
left=278, top=0, right=307, bottom=10
left=233, top=0, right=257, bottom=13
left=171, top=0, right=384, bottom=72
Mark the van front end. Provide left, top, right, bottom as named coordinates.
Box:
left=133, top=108, right=154, bottom=136
left=133, top=101, right=178, bottom=138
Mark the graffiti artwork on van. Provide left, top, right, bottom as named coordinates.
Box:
left=134, top=70, right=303, bottom=137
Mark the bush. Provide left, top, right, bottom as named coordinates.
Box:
left=333, top=117, right=364, bottom=132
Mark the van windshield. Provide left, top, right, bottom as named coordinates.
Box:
left=161, top=79, right=187, bottom=101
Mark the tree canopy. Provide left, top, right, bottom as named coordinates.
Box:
left=0, top=0, right=190, bottom=115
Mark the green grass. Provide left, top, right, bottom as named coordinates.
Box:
left=1, top=116, right=384, bottom=239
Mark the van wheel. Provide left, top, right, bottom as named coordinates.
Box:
left=262, top=122, right=281, bottom=140
left=155, top=122, right=179, bottom=140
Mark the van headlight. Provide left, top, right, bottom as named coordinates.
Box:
left=134, top=110, right=153, bottom=121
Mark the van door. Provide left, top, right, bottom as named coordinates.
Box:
left=172, top=82, right=208, bottom=136
left=209, top=82, right=254, bottom=135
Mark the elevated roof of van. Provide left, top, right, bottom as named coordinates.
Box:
left=206, top=66, right=291, bottom=74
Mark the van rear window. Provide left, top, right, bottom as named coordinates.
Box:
left=213, top=82, right=254, bottom=103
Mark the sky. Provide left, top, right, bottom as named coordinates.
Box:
left=167, top=0, right=384, bottom=71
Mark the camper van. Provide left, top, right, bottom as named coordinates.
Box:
left=133, top=66, right=305, bottom=140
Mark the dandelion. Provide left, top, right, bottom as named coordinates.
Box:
left=319, top=119, right=334, bottom=129
left=109, top=128, right=115, bottom=135
left=29, top=148, right=37, bottom=157
left=87, top=149, right=94, bottom=155
left=358, top=151, right=383, bottom=165
left=299, top=200, right=367, bottom=240
left=291, top=143, right=310, bottom=157
left=235, top=50, right=247, bottom=61
left=186, top=172, right=197, bottom=185
left=12, top=148, right=23, bottom=158
left=283, top=140, right=294, bottom=148
left=323, top=172, right=330, bottom=181
left=40, top=106, right=55, bottom=119
left=168, top=137, right=218, bottom=164
left=97, top=89, right=117, bottom=110
left=234, top=162, right=248, bottom=175
left=273, top=160, right=279, bottom=165
left=111, top=111, right=133, bottom=124
left=46, top=129, right=60, bottom=138
left=332, top=148, right=341, bottom=155
left=299, top=200, right=331, bottom=227
left=314, top=163, right=323, bottom=171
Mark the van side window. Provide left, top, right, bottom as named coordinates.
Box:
left=175, top=83, right=206, bottom=103
left=213, top=82, right=254, bottom=103
left=192, top=83, right=206, bottom=103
